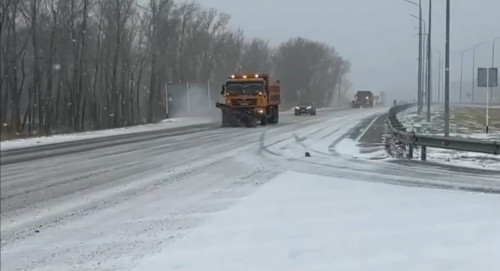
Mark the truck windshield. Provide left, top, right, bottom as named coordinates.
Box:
left=226, top=82, right=264, bottom=95
left=298, top=100, right=312, bottom=105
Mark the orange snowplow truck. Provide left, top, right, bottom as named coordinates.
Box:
left=216, top=73, right=281, bottom=127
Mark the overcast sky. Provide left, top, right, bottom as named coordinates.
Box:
left=196, top=0, right=500, bottom=100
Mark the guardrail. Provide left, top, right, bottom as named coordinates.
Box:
left=386, top=104, right=500, bottom=161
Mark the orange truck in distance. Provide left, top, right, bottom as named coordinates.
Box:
left=216, top=73, right=281, bottom=127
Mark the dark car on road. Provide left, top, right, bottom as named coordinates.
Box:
left=294, top=104, right=316, bottom=116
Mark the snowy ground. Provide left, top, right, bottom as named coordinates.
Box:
left=408, top=147, right=500, bottom=171
left=398, top=105, right=500, bottom=139
left=0, top=117, right=212, bottom=151
left=0, top=108, right=334, bottom=151
left=397, top=105, right=500, bottom=170
left=2, top=107, right=499, bottom=271
left=135, top=171, right=500, bottom=271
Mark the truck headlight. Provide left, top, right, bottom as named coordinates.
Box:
left=258, top=109, right=264, bottom=114
left=307, top=106, right=312, bottom=109
left=295, top=106, right=299, bottom=110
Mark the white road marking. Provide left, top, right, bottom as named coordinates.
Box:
left=356, top=114, right=382, bottom=142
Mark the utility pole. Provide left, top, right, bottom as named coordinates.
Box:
left=444, top=0, right=450, bottom=137
left=413, top=14, right=427, bottom=108
left=439, top=58, right=442, bottom=102
left=405, top=0, right=423, bottom=113
left=417, top=0, right=423, bottom=113
left=472, top=47, right=476, bottom=103
left=433, top=49, right=442, bottom=102
left=422, top=32, right=427, bottom=105
left=459, top=48, right=470, bottom=103
left=493, top=37, right=500, bottom=103
left=426, top=0, right=432, bottom=121
left=436, top=55, right=442, bottom=102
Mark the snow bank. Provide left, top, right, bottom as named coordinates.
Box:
left=397, top=105, right=500, bottom=140
left=413, top=147, right=500, bottom=171
left=396, top=106, right=500, bottom=170
left=335, top=138, right=388, bottom=160
left=335, top=138, right=361, bottom=156
left=133, top=171, right=500, bottom=271
left=456, top=104, right=500, bottom=109
left=0, top=118, right=211, bottom=151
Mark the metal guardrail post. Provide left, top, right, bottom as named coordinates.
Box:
left=386, top=104, right=499, bottom=162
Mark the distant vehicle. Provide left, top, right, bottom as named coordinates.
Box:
left=294, top=103, right=316, bottom=116
left=352, top=90, right=374, bottom=108
left=379, top=91, right=386, bottom=105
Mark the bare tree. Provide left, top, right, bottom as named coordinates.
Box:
left=239, top=38, right=272, bottom=73
left=1, top=0, right=28, bottom=137
left=273, top=38, right=350, bottom=107
left=145, top=0, right=172, bottom=122
left=0, top=0, right=351, bottom=140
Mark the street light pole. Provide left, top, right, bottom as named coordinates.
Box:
left=421, top=27, right=427, bottom=105
left=487, top=37, right=500, bottom=133
left=460, top=47, right=472, bottom=103
left=472, top=42, right=487, bottom=103
left=410, top=11, right=425, bottom=112
left=444, top=0, right=450, bottom=137
left=427, top=0, right=432, bottom=121
left=439, top=57, right=443, bottom=102
left=492, top=37, right=500, bottom=103
left=433, top=49, right=442, bottom=102
left=405, top=0, right=423, bottom=113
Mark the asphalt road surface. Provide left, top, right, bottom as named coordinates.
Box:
left=1, top=107, right=499, bottom=271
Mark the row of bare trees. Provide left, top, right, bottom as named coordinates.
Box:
left=0, top=0, right=350, bottom=139
left=237, top=38, right=351, bottom=107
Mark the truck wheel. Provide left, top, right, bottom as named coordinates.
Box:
left=268, top=107, right=277, bottom=124
left=261, top=116, right=267, bottom=126
left=247, top=118, right=257, bottom=127
left=221, top=112, right=228, bottom=127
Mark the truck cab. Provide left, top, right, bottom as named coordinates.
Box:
left=352, top=90, right=374, bottom=108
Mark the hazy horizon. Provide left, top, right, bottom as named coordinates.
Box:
left=195, top=0, right=500, bottom=101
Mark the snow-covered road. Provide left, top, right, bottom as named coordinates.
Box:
left=1, top=108, right=499, bottom=271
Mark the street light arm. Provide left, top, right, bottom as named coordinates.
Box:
left=403, top=0, right=420, bottom=7
left=493, top=36, right=500, bottom=70
left=409, top=14, right=426, bottom=32
left=461, top=41, right=488, bottom=54
left=493, top=36, right=500, bottom=46
left=472, top=41, right=487, bottom=51
left=409, top=13, right=424, bottom=22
